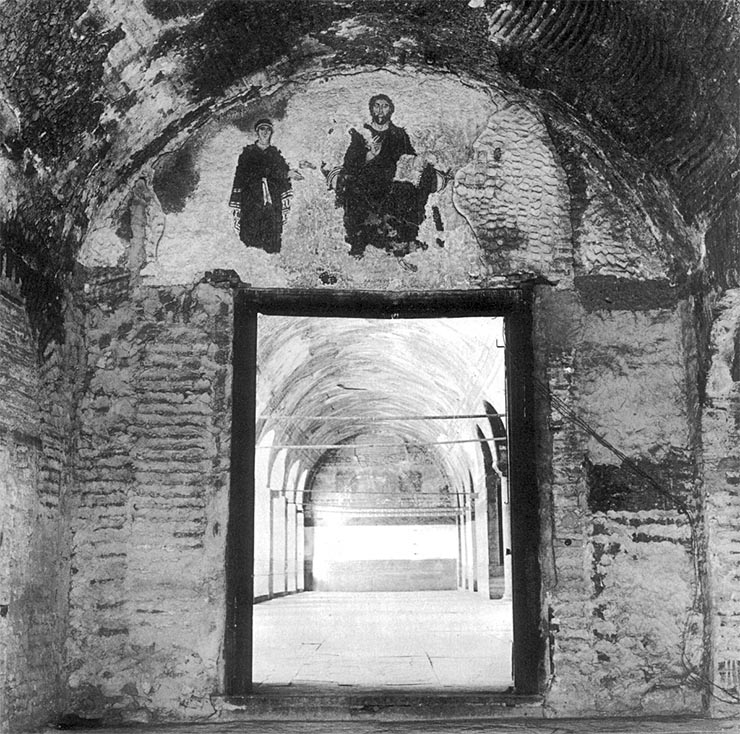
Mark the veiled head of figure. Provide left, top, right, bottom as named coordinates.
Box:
left=254, top=118, right=274, bottom=146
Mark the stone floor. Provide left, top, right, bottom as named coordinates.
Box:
left=252, top=590, right=514, bottom=690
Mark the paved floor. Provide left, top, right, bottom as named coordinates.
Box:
left=252, top=591, right=513, bottom=690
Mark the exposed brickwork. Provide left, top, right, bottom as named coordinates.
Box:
left=1, top=281, right=83, bottom=733
left=0, top=0, right=737, bottom=727
left=0, top=0, right=122, bottom=161
left=68, top=282, right=232, bottom=721
left=534, top=289, right=704, bottom=716
left=586, top=511, right=701, bottom=714
left=543, top=118, right=696, bottom=283
left=487, top=0, right=739, bottom=225
left=453, top=102, right=573, bottom=282
left=703, top=288, right=740, bottom=716
left=0, top=283, right=36, bottom=430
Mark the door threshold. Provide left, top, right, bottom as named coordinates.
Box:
left=213, top=688, right=544, bottom=721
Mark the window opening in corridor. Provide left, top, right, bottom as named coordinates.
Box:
left=250, top=314, right=513, bottom=691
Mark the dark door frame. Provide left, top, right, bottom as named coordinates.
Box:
left=223, top=286, right=543, bottom=697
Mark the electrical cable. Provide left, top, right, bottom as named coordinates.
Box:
left=258, top=436, right=497, bottom=450
left=533, top=378, right=695, bottom=525
left=258, top=412, right=506, bottom=421
left=534, top=376, right=739, bottom=705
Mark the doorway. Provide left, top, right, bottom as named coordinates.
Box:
left=223, top=288, right=541, bottom=698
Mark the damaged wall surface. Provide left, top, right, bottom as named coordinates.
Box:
left=0, top=0, right=738, bottom=730
left=534, top=287, right=705, bottom=714
left=67, top=281, right=233, bottom=721
left=0, top=268, right=81, bottom=731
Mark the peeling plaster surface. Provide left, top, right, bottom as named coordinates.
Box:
left=703, top=288, right=740, bottom=716
left=78, top=69, right=680, bottom=290
left=577, top=309, right=692, bottom=462
left=92, top=72, right=494, bottom=287
left=1, top=282, right=81, bottom=732
left=453, top=101, right=572, bottom=281
left=533, top=287, right=704, bottom=717
left=2, top=0, right=738, bottom=726
left=574, top=161, right=668, bottom=279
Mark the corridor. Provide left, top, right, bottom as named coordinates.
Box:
left=252, top=591, right=513, bottom=691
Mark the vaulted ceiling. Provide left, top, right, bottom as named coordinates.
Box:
left=256, top=315, right=506, bottom=492
left=0, top=0, right=737, bottom=271
left=0, top=0, right=737, bottom=481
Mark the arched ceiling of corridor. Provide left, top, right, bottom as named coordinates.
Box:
left=256, top=315, right=506, bottom=492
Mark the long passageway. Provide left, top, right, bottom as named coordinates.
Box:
left=252, top=590, right=513, bottom=690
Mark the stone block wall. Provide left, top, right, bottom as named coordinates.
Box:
left=67, top=281, right=233, bottom=722
left=1, top=275, right=82, bottom=733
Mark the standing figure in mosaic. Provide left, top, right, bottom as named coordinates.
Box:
left=229, top=119, right=293, bottom=254
left=332, top=94, right=441, bottom=258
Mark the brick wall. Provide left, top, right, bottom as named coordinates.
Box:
left=1, top=277, right=81, bottom=733
left=54, top=64, right=723, bottom=721
left=67, top=281, right=232, bottom=721
left=703, top=288, right=740, bottom=716
left=0, top=1, right=735, bottom=724
left=60, top=283, right=724, bottom=720
left=535, top=286, right=704, bottom=715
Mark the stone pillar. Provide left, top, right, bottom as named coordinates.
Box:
left=270, top=490, right=286, bottom=596
left=475, top=472, right=491, bottom=597
left=286, top=500, right=297, bottom=594
left=465, top=489, right=475, bottom=591
left=253, top=435, right=273, bottom=601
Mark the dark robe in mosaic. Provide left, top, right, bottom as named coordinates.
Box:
left=337, top=123, right=438, bottom=257
left=229, top=144, right=291, bottom=253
